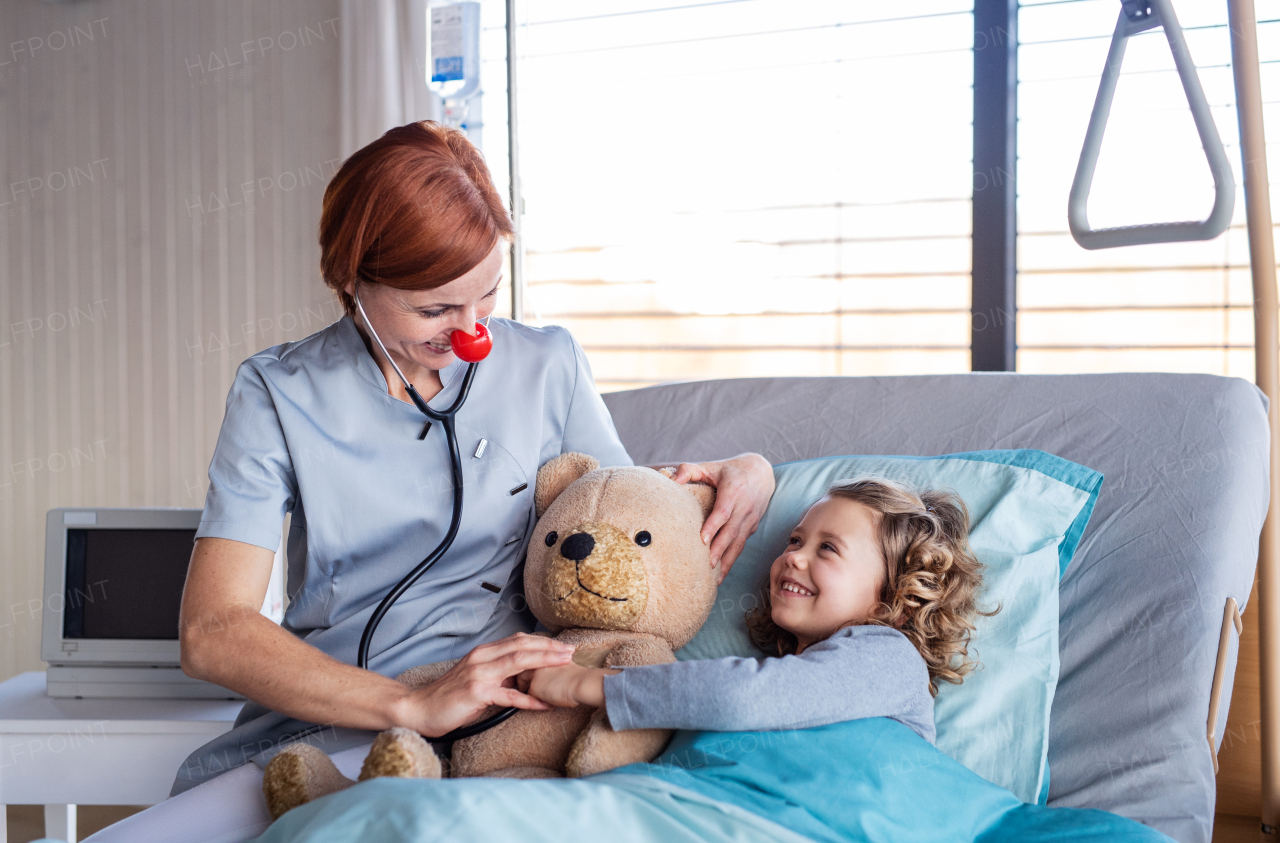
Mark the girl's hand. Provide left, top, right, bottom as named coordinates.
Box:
left=520, top=662, right=620, bottom=708
left=671, top=453, right=775, bottom=583
left=392, top=633, right=575, bottom=737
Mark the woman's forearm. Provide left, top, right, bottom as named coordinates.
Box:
left=180, top=537, right=410, bottom=731
left=181, top=537, right=572, bottom=737
left=182, top=603, right=411, bottom=731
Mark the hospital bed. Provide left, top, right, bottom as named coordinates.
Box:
left=604, top=371, right=1267, bottom=843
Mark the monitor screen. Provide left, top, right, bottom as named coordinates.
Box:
left=62, top=528, right=195, bottom=640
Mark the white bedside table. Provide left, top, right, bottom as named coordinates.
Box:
left=0, top=672, right=242, bottom=843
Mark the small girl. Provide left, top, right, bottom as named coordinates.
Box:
left=522, top=476, right=993, bottom=742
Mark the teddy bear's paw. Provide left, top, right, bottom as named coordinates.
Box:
left=262, top=744, right=355, bottom=820
left=358, top=727, right=443, bottom=781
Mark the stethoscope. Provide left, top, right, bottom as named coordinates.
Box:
left=352, top=289, right=518, bottom=742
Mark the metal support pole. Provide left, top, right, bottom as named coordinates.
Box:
left=505, top=0, right=525, bottom=323
left=971, top=0, right=1018, bottom=371
left=1226, top=0, right=1280, bottom=836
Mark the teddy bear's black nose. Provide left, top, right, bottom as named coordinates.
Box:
left=560, top=532, right=595, bottom=562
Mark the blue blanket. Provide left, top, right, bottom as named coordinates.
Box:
left=254, top=718, right=1175, bottom=843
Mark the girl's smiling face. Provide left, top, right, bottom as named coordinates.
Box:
left=769, top=495, right=887, bottom=653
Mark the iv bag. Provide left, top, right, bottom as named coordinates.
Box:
left=429, top=2, right=481, bottom=101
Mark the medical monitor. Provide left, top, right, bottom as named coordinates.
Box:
left=41, top=508, right=283, bottom=698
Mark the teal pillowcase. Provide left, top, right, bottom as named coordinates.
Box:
left=675, top=450, right=1103, bottom=805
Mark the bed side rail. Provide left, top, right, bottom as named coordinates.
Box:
left=1209, top=596, right=1245, bottom=774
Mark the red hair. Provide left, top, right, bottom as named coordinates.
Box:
left=319, top=121, right=514, bottom=316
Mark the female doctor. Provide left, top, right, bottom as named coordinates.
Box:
left=85, top=122, right=775, bottom=841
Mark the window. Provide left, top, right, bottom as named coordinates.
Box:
left=481, top=0, right=1277, bottom=386
left=509, top=1, right=978, bottom=390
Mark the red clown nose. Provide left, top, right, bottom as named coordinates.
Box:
left=450, top=322, right=492, bottom=362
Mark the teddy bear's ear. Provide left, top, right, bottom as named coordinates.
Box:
left=684, top=482, right=717, bottom=522
left=657, top=466, right=717, bottom=522
left=535, top=452, right=600, bottom=518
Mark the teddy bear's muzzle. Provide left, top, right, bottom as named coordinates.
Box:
left=540, top=521, right=648, bottom=629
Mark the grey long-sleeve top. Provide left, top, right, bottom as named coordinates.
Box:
left=602, top=625, right=936, bottom=744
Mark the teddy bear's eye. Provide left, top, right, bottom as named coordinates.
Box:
left=545, top=531, right=558, bottom=547
left=634, top=531, right=652, bottom=547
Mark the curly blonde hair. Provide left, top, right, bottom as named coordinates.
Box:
left=746, top=476, right=997, bottom=696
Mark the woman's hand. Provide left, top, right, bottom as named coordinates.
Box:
left=671, top=453, right=775, bottom=583
left=392, top=633, right=576, bottom=737
left=517, top=662, right=620, bottom=709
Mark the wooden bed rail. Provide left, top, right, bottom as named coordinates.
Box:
left=1211, top=598, right=1245, bottom=775
left=1226, top=0, right=1280, bottom=836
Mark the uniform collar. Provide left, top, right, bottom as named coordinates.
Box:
left=336, top=314, right=467, bottom=406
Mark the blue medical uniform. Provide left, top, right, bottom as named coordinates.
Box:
left=171, top=314, right=632, bottom=794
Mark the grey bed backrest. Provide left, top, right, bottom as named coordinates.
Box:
left=602, top=373, right=1269, bottom=843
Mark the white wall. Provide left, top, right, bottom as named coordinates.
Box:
left=0, top=0, right=342, bottom=681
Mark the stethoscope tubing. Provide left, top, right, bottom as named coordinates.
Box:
left=352, top=290, right=517, bottom=743
left=355, top=365, right=474, bottom=672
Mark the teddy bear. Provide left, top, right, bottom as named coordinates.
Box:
left=262, top=452, right=720, bottom=819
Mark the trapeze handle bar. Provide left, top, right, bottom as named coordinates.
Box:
left=1068, top=0, right=1235, bottom=250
